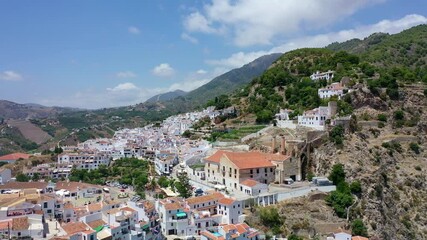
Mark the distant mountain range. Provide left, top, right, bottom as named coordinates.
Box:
left=145, top=90, right=187, bottom=103
left=184, top=53, right=282, bottom=105
left=0, top=100, right=78, bottom=120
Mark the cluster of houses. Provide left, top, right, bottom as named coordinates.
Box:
left=276, top=71, right=352, bottom=130
left=0, top=181, right=158, bottom=239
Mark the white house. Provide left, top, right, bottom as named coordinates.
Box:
left=310, top=70, right=334, bottom=81
left=275, top=109, right=297, bottom=129
left=58, top=152, right=110, bottom=171
left=239, top=179, right=268, bottom=196
left=297, top=102, right=337, bottom=130
left=217, top=198, right=242, bottom=225
left=318, top=82, right=347, bottom=99
left=0, top=168, right=11, bottom=184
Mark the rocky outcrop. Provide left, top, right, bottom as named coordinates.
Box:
left=349, top=88, right=388, bottom=111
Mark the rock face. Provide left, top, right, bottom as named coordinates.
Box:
left=312, top=86, right=427, bottom=239
left=349, top=88, right=388, bottom=111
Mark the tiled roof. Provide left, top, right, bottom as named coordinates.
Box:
left=0, top=181, right=48, bottom=190
left=186, top=192, right=224, bottom=205
left=0, top=153, right=31, bottom=161
left=222, top=152, right=276, bottom=169
left=86, top=219, right=106, bottom=230
left=55, top=181, right=101, bottom=192
left=87, top=202, right=102, bottom=212
left=240, top=179, right=259, bottom=187
left=164, top=202, right=181, bottom=211
left=352, top=237, right=369, bottom=240
left=61, top=222, right=91, bottom=235
left=121, top=206, right=137, bottom=212
left=218, top=197, right=235, bottom=206
left=201, top=230, right=225, bottom=240
left=12, top=217, right=29, bottom=231
left=205, top=150, right=227, bottom=163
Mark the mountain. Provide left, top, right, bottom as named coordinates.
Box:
left=184, top=53, right=282, bottom=105
left=145, top=90, right=187, bottom=103
left=0, top=100, right=78, bottom=120
left=221, top=25, right=427, bottom=239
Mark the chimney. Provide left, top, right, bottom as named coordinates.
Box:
left=272, top=136, right=276, bottom=153
left=280, top=136, right=286, bottom=155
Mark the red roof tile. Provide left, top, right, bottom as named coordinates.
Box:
left=218, top=197, right=235, bottom=206
left=0, top=153, right=31, bottom=161
left=240, top=179, right=259, bottom=187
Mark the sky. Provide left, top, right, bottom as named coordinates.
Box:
left=0, top=0, right=426, bottom=109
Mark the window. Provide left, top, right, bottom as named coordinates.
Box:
left=270, top=168, right=273, bottom=172
left=250, top=169, right=253, bottom=174
left=43, top=202, right=48, bottom=208
left=256, top=169, right=259, bottom=174
left=264, top=168, right=267, bottom=173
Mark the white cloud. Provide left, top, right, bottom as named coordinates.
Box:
left=183, top=12, right=219, bottom=34
left=152, top=63, right=175, bottom=77
left=116, top=71, right=137, bottom=79
left=128, top=26, right=141, bottom=34
left=181, top=33, right=199, bottom=44
left=0, top=70, right=23, bottom=81
left=107, top=82, right=139, bottom=92
left=196, top=69, right=207, bottom=74
left=183, top=0, right=384, bottom=47
left=207, top=14, right=427, bottom=71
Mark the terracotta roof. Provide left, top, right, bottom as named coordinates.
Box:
left=0, top=181, right=48, bottom=190
left=86, top=219, right=106, bottom=229
left=12, top=217, right=29, bottom=231
left=61, top=222, right=91, bottom=235
left=240, top=179, right=259, bottom=187
left=121, top=206, right=137, bottom=212
left=64, top=202, right=74, bottom=209
left=186, top=192, right=224, bottom=205
left=0, top=153, right=31, bottom=161
left=222, top=224, right=237, bottom=233
left=205, top=150, right=227, bottom=163
left=222, top=152, right=276, bottom=169
left=201, top=230, right=225, bottom=240
left=87, top=202, right=103, bottom=212
left=164, top=202, right=181, bottom=211
left=352, top=237, right=369, bottom=240
left=55, top=181, right=101, bottom=192
left=0, top=220, right=12, bottom=230
left=218, top=197, right=235, bottom=206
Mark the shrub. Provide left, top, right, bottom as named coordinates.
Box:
left=350, top=180, right=362, bottom=194
left=351, top=219, right=368, bottom=237
left=329, top=164, right=346, bottom=185
left=259, top=207, right=282, bottom=227
left=377, top=114, right=387, bottom=122
left=394, top=110, right=404, bottom=120
left=415, top=166, right=422, bottom=171
left=409, top=142, right=420, bottom=154
left=330, top=125, right=344, bottom=146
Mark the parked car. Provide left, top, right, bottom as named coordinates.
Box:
left=194, top=188, right=204, bottom=196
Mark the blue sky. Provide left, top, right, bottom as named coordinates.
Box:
left=0, top=0, right=426, bottom=109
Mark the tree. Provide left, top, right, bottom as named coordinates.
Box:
left=329, top=125, right=344, bottom=146
left=157, top=176, right=170, bottom=188
left=175, top=174, right=192, bottom=198
left=32, top=173, right=41, bottom=181
left=54, top=146, right=63, bottom=154
left=329, top=164, right=346, bottom=185
left=351, top=219, right=368, bottom=237
left=288, top=234, right=303, bottom=240
left=259, top=207, right=282, bottom=227
left=16, top=173, right=30, bottom=182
